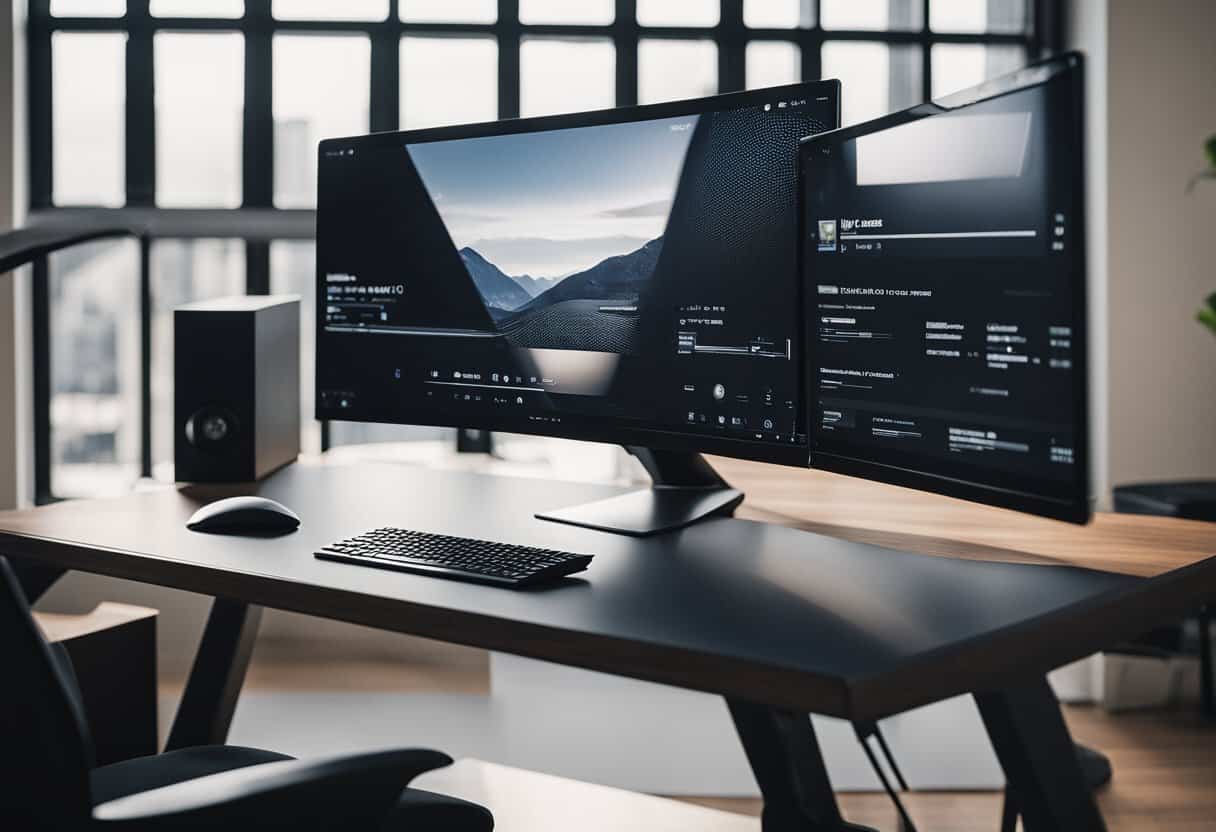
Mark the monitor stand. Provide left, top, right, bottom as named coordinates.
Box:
left=535, top=446, right=744, bottom=537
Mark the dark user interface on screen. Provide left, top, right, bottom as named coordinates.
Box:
left=316, top=88, right=837, bottom=457
left=802, top=67, right=1086, bottom=507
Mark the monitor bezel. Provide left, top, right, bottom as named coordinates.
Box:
left=316, top=81, right=841, bottom=468
left=797, top=52, right=1091, bottom=523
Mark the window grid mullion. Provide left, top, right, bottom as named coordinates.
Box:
left=28, top=0, right=53, bottom=209
left=800, top=29, right=823, bottom=83
left=243, top=0, right=274, bottom=209
left=246, top=240, right=271, bottom=295
left=370, top=0, right=400, bottom=133
left=498, top=0, right=521, bottom=119
left=615, top=0, right=639, bottom=107
left=139, top=237, right=153, bottom=478
left=921, top=0, right=933, bottom=102
left=32, top=256, right=53, bottom=504
left=126, top=0, right=156, bottom=206
left=718, top=0, right=745, bottom=93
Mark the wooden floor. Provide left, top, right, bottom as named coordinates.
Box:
left=680, top=705, right=1216, bottom=832
left=208, top=637, right=1216, bottom=832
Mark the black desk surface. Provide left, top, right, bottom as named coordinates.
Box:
left=1, top=460, right=1213, bottom=721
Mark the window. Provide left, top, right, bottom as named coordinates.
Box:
left=637, top=0, right=719, bottom=27
left=51, top=32, right=126, bottom=206
left=521, top=37, right=615, bottom=117
left=154, top=33, right=244, bottom=207
left=48, top=239, right=140, bottom=497
left=273, top=34, right=371, bottom=207
left=28, top=0, right=1055, bottom=501
left=746, top=40, right=801, bottom=90
left=401, top=37, right=497, bottom=129
left=151, top=0, right=244, bottom=17
left=639, top=39, right=718, bottom=104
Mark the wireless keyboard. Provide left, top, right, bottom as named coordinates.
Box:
left=315, top=527, right=593, bottom=588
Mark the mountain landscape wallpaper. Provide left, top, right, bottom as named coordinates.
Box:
left=406, top=115, right=698, bottom=353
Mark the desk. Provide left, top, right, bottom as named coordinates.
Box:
left=2, top=458, right=1213, bottom=832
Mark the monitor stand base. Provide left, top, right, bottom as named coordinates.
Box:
left=534, top=446, right=744, bottom=537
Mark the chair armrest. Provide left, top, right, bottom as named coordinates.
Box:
left=92, top=748, right=452, bottom=830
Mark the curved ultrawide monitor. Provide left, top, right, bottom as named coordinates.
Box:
left=316, top=83, right=839, bottom=467
left=799, top=53, right=1090, bottom=522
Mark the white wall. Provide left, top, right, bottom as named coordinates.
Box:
left=1104, top=0, right=1216, bottom=488
left=0, top=0, right=30, bottom=512
left=1069, top=0, right=1110, bottom=506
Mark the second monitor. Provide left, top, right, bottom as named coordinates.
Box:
left=800, top=53, right=1090, bottom=522
left=316, top=83, right=841, bottom=533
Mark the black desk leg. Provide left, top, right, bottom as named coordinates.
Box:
left=727, top=698, right=877, bottom=832
left=165, top=598, right=263, bottom=751
left=975, top=677, right=1106, bottom=832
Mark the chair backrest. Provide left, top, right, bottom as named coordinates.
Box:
left=0, top=556, right=95, bottom=826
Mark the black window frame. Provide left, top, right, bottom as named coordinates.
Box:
left=25, top=0, right=1063, bottom=503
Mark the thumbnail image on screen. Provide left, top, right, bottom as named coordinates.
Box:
left=800, top=55, right=1089, bottom=520
left=316, top=84, right=838, bottom=464
left=404, top=116, right=694, bottom=357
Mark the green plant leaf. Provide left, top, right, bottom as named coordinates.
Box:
left=1199, top=306, right=1216, bottom=336
left=1199, top=293, right=1216, bottom=336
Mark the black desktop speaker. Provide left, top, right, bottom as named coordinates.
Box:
left=174, top=295, right=300, bottom=483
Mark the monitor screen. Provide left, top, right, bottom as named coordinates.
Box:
left=800, top=54, right=1089, bottom=521
left=316, top=83, right=839, bottom=466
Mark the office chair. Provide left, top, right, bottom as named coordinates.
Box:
left=0, top=556, right=493, bottom=831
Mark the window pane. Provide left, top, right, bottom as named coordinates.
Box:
left=520, top=38, right=614, bottom=118
left=151, top=0, right=243, bottom=16
left=746, top=41, right=800, bottom=89
left=744, top=0, right=813, bottom=28
left=822, top=41, right=921, bottom=126
left=820, top=0, right=922, bottom=31
left=637, top=0, right=718, bottom=27
left=638, top=39, right=717, bottom=105
left=931, top=44, right=1025, bottom=98
left=52, top=33, right=125, bottom=207
left=273, top=0, right=387, bottom=20
left=155, top=33, right=244, bottom=207
left=51, top=0, right=123, bottom=15
left=931, top=0, right=1028, bottom=33
left=150, top=240, right=245, bottom=479
left=520, top=0, right=613, bottom=24
left=274, top=35, right=370, bottom=208
left=402, top=37, right=497, bottom=129
left=270, top=241, right=320, bottom=455
left=49, top=239, right=140, bottom=498
left=401, top=0, right=495, bottom=23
